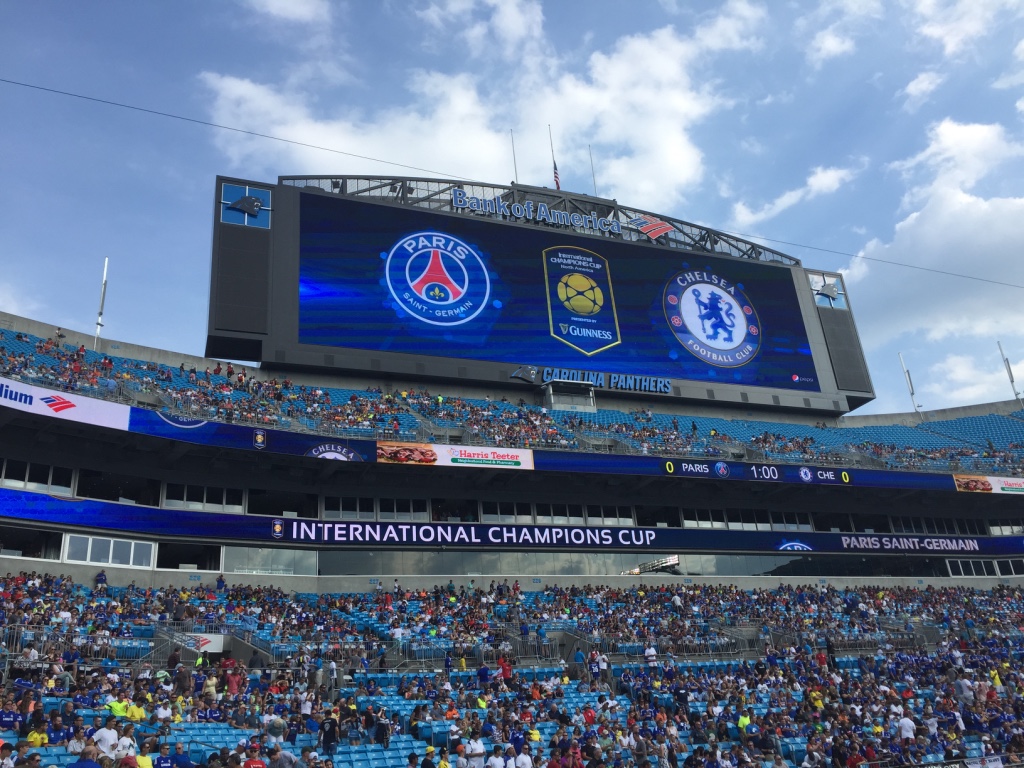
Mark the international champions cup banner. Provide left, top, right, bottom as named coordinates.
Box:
left=0, top=486, right=1011, bottom=556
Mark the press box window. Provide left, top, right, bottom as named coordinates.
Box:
left=166, top=483, right=243, bottom=513
left=586, top=505, right=633, bottom=526
left=947, top=559, right=996, bottom=577
left=380, top=498, right=429, bottom=521
left=482, top=502, right=533, bottom=524
left=1, top=458, right=28, bottom=488
left=0, top=458, right=73, bottom=495
left=67, top=535, right=152, bottom=569
left=535, top=503, right=585, bottom=525
left=77, top=469, right=161, bottom=507
left=324, top=496, right=375, bottom=521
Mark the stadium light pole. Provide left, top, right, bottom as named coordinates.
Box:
left=93, top=257, right=108, bottom=351
left=898, top=352, right=924, bottom=421
left=997, top=341, right=1024, bottom=411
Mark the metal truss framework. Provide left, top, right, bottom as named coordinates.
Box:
left=280, top=176, right=801, bottom=267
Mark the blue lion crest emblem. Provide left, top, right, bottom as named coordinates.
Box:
left=663, top=270, right=762, bottom=368
left=693, top=289, right=736, bottom=343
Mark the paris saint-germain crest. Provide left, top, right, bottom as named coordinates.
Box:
left=663, top=269, right=761, bottom=368
left=384, top=231, right=491, bottom=326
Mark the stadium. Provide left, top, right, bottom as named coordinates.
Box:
left=2, top=174, right=1024, bottom=768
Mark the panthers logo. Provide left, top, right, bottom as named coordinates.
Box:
left=663, top=269, right=762, bottom=368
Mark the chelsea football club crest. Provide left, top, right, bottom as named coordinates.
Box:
left=384, top=230, right=491, bottom=326
left=663, top=269, right=761, bottom=368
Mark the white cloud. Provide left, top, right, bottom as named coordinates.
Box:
left=994, top=39, right=1024, bottom=88
left=909, top=0, right=1024, bottom=57
left=890, top=118, right=1024, bottom=202
left=901, top=71, right=944, bottom=111
left=922, top=352, right=1024, bottom=406
left=756, top=91, right=793, bottom=106
left=200, top=0, right=768, bottom=212
left=241, top=0, right=330, bottom=24
left=807, top=27, right=856, bottom=66
left=415, top=0, right=546, bottom=62
left=739, top=137, right=764, bottom=154
left=730, top=163, right=861, bottom=227
left=797, top=0, right=883, bottom=67
left=842, top=119, right=1024, bottom=364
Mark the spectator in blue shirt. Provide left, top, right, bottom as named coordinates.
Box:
left=171, top=743, right=195, bottom=768
left=72, top=746, right=104, bottom=768
left=154, top=743, right=175, bottom=768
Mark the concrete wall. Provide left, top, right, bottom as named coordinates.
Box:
left=5, top=555, right=1020, bottom=594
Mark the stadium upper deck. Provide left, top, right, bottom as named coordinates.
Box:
left=1, top=311, right=1024, bottom=587
left=1, top=312, right=1022, bottom=478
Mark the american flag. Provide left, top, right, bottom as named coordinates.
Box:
left=553, top=160, right=560, bottom=190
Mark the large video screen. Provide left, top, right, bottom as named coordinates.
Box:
left=298, top=193, right=819, bottom=391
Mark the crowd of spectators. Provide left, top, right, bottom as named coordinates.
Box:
left=849, top=443, right=1024, bottom=476
left=1, top=573, right=1024, bottom=768
left=409, top=395, right=576, bottom=450
left=4, top=327, right=1024, bottom=474
left=748, top=434, right=841, bottom=465
left=559, top=414, right=720, bottom=458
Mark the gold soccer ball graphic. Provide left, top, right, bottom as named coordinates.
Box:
left=557, top=273, right=604, bottom=316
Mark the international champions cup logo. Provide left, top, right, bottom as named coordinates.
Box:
left=663, top=269, right=761, bottom=368
left=384, top=231, right=491, bottom=326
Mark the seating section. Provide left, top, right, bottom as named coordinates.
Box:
left=3, top=323, right=1024, bottom=473
left=4, top=575, right=1024, bottom=768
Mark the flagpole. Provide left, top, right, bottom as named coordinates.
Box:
left=548, top=124, right=560, bottom=190
left=589, top=144, right=598, bottom=197
left=93, top=257, right=108, bottom=352
left=510, top=129, right=519, bottom=184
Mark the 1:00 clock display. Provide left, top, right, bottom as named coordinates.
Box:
left=661, top=458, right=854, bottom=486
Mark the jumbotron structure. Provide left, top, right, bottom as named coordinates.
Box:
left=0, top=174, right=1022, bottom=588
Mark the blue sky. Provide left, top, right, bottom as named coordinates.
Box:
left=2, top=0, right=1024, bottom=415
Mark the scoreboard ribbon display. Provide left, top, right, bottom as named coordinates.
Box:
left=531, top=451, right=956, bottom=492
